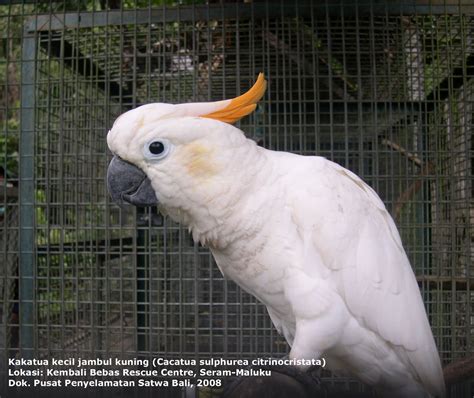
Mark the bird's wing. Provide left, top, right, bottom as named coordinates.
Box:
left=289, top=157, right=445, bottom=397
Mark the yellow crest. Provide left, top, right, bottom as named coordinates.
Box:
left=201, top=73, right=267, bottom=124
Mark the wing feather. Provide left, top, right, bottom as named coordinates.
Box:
left=288, top=157, right=445, bottom=397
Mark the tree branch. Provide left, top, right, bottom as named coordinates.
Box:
left=393, top=162, right=434, bottom=220
left=444, top=354, right=474, bottom=386
left=381, top=138, right=423, bottom=167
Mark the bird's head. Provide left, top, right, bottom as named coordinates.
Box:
left=106, top=73, right=267, bottom=225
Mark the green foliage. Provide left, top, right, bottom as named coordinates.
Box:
left=36, top=188, right=98, bottom=321
left=0, top=5, right=24, bottom=176
left=34, top=0, right=208, bottom=12
left=0, top=113, right=19, bottom=175
left=37, top=253, right=96, bottom=322
left=419, top=15, right=470, bottom=96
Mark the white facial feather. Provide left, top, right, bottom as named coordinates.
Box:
left=107, top=110, right=262, bottom=243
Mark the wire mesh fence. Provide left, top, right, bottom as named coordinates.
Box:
left=0, top=1, right=473, bottom=397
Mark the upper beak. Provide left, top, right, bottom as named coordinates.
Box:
left=107, top=155, right=158, bottom=207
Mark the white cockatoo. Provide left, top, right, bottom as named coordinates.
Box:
left=107, top=74, right=445, bottom=398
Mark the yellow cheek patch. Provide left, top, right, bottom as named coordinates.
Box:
left=201, top=73, right=267, bottom=124
left=182, top=143, right=218, bottom=179
left=136, top=115, right=146, bottom=129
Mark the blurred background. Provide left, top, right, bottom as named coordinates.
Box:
left=0, top=0, right=472, bottom=396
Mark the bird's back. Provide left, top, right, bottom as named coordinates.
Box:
left=266, top=151, right=445, bottom=397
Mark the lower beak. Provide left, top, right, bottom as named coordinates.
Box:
left=107, top=155, right=158, bottom=207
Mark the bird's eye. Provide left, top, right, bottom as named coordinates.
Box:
left=149, top=141, right=164, bottom=155
left=143, top=139, right=171, bottom=160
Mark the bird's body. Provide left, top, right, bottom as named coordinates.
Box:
left=106, top=74, right=445, bottom=397
left=188, top=142, right=442, bottom=398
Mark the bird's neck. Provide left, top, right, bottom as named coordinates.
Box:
left=167, top=141, right=272, bottom=249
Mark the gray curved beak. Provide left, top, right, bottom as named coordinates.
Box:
left=107, top=155, right=158, bottom=207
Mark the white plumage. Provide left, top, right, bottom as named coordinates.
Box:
left=107, top=76, right=445, bottom=398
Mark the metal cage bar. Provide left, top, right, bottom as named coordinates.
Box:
left=0, top=1, right=471, bottom=397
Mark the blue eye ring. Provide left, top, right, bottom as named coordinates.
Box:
left=143, top=139, right=171, bottom=160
